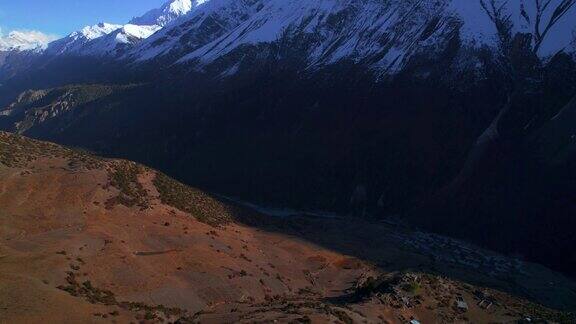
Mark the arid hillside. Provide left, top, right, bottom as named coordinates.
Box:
left=0, top=132, right=574, bottom=323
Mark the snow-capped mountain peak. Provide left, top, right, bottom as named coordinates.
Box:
left=45, top=23, right=123, bottom=55
left=130, top=0, right=206, bottom=27
left=43, top=0, right=202, bottom=57
left=75, top=24, right=163, bottom=57
left=0, top=30, right=57, bottom=52
left=74, top=23, right=124, bottom=41
left=117, top=25, right=162, bottom=43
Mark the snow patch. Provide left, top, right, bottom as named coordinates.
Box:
left=46, top=23, right=123, bottom=55
left=130, top=0, right=205, bottom=27
left=448, top=0, right=576, bottom=56
left=76, top=23, right=124, bottom=41
left=116, top=25, right=162, bottom=44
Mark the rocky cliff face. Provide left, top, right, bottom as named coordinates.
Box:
left=0, top=85, right=132, bottom=134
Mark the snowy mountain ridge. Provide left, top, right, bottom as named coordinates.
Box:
left=130, top=0, right=202, bottom=26
left=42, top=0, right=197, bottom=57
left=176, top=0, right=457, bottom=70
left=65, top=24, right=163, bottom=57
left=129, top=0, right=575, bottom=73
left=45, top=23, right=124, bottom=55
left=2, top=0, right=575, bottom=73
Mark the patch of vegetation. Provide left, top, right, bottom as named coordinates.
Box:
left=329, top=308, right=354, bottom=324
left=57, top=274, right=116, bottom=305
left=106, top=161, right=149, bottom=210
left=57, top=271, right=194, bottom=322
left=153, top=172, right=233, bottom=226
left=0, top=132, right=103, bottom=169
left=402, top=281, right=421, bottom=294
left=348, top=273, right=402, bottom=302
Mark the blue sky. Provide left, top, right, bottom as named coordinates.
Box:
left=0, top=0, right=166, bottom=37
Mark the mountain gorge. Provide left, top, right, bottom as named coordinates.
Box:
left=1, top=0, right=576, bottom=300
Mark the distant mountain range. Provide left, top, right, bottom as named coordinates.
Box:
left=42, top=0, right=199, bottom=58
left=0, top=30, right=56, bottom=52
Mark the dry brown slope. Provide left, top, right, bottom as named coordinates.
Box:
left=0, top=132, right=573, bottom=323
